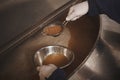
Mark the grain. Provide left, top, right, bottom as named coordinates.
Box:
left=43, top=25, right=62, bottom=35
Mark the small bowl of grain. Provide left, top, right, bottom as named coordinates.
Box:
left=42, top=22, right=63, bottom=37
left=34, top=45, right=74, bottom=69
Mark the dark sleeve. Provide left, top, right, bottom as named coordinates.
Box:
left=87, top=0, right=120, bottom=23
left=45, top=68, right=67, bottom=80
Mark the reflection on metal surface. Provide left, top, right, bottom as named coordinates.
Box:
left=46, top=0, right=69, bottom=9
left=0, top=0, right=70, bottom=47
left=0, top=13, right=99, bottom=80
left=0, top=0, right=100, bottom=80
left=69, top=14, right=120, bottom=80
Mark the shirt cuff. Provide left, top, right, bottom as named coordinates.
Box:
left=46, top=68, right=66, bottom=80
left=87, top=0, right=100, bottom=16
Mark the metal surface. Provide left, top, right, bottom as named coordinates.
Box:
left=0, top=0, right=108, bottom=80
left=0, top=0, right=119, bottom=80
left=0, top=1, right=100, bottom=79
left=69, top=14, right=120, bottom=80
left=0, top=0, right=70, bottom=47
left=62, top=20, right=69, bottom=27
left=34, top=45, right=74, bottom=69
left=0, top=0, right=80, bottom=54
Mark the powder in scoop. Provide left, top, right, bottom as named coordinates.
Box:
left=43, top=25, right=62, bottom=35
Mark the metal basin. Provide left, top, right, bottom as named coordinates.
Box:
left=0, top=0, right=100, bottom=80
left=34, top=45, right=74, bottom=69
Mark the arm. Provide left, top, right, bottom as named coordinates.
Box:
left=88, top=0, right=120, bottom=23
left=46, top=68, right=66, bottom=80
left=37, top=64, right=66, bottom=80
left=66, top=0, right=120, bottom=23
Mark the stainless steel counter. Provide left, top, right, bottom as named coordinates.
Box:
left=0, top=0, right=70, bottom=47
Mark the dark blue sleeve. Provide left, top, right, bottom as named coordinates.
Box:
left=87, top=0, right=120, bottom=23
left=45, top=68, right=66, bottom=80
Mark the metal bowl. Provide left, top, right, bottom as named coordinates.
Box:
left=34, top=45, right=74, bottom=69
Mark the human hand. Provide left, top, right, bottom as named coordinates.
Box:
left=37, top=64, right=57, bottom=80
left=66, top=1, right=89, bottom=21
